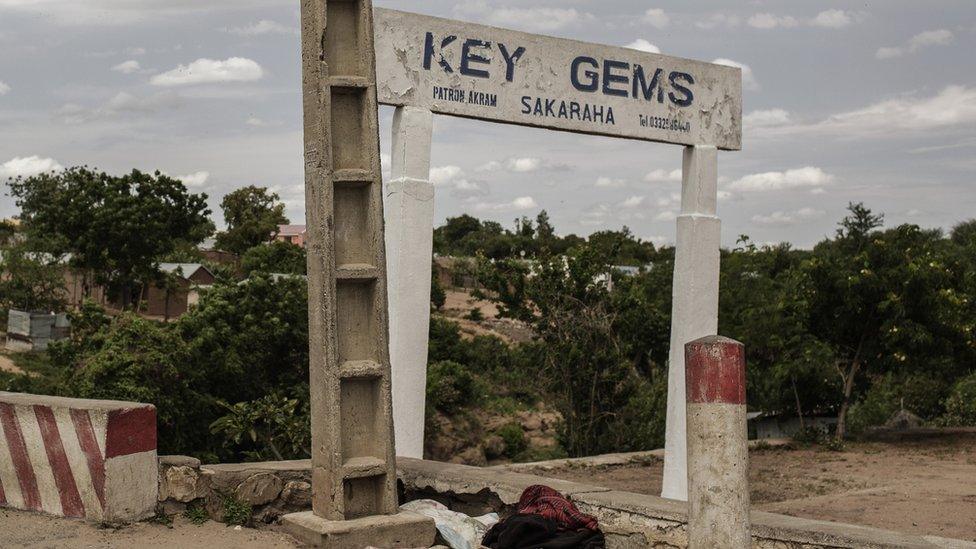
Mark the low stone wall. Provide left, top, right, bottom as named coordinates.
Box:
left=0, top=392, right=158, bottom=522
left=158, top=456, right=975, bottom=548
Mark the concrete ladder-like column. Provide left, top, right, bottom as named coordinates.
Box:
left=661, top=145, right=721, bottom=502
left=284, top=0, right=434, bottom=546
left=386, top=106, right=434, bottom=460
left=685, top=336, right=750, bottom=548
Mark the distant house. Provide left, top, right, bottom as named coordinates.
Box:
left=276, top=225, right=307, bottom=248
left=197, top=237, right=239, bottom=266
left=143, top=263, right=216, bottom=319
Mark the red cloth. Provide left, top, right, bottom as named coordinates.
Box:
left=516, top=485, right=599, bottom=531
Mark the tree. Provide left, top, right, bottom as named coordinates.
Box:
left=477, top=245, right=641, bottom=456
left=8, top=167, right=213, bottom=309
left=215, top=186, right=289, bottom=255
left=806, top=203, right=971, bottom=438
left=240, top=240, right=307, bottom=277
left=0, top=242, right=67, bottom=313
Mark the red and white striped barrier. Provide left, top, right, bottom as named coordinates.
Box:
left=0, top=392, right=158, bottom=522
left=684, top=336, right=750, bottom=548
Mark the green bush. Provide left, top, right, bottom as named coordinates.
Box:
left=221, top=495, right=252, bottom=526
left=61, top=313, right=211, bottom=455
left=847, top=376, right=900, bottom=435
left=495, top=423, right=527, bottom=458
left=426, top=360, right=481, bottom=414
left=939, top=373, right=976, bottom=427
left=210, top=392, right=310, bottom=461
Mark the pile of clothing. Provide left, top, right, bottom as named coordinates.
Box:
left=482, top=485, right=606, bottom=549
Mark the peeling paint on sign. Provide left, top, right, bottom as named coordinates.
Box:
left=373, top=8, right=742, bottom=150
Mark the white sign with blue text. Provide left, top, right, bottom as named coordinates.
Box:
left=374, top=8, right=742, bottom=150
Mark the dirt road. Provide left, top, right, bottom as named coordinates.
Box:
left=529, top=434, right=976, bottom=541
left=0, top=510, right=300, bottom=549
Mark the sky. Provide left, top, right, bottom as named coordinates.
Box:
left=0, top=1, right=974, bottom=249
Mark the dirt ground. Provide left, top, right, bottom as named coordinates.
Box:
left=0, top=510, right=301, bottom=549
left=0, top=353, right=23, bottom=374
left=529, top=433, right=976, bottom=541
left=440, top=289, right=534, bottom=343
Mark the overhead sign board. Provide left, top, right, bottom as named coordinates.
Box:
left=373, top=8, right=742, bottom=150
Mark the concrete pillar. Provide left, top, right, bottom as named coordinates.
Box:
left=284, top=0, right=435, bottom=546
left=661, top=145, right=721, bottom=501
left=685, top=336, right=750, bottom=548
left=386, top=106, right=434, bottom=460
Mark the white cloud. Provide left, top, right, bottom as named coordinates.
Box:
left=595, top=177, right=627, bottom=188
left=477, top=157, right=546, bottom=173
left=57, top=91, right=182, bottom=123
left=246, top=116, right=267, bottom=126
left=454, top=1, right=594, bottom=33
left=508, top=157, right=541, bottom=172
left=876, top=29, right=953, bottom=59
left=641, top=8, right=670, bottom=29
left=474, top=196, right=538, bottom=212
left=0, top=0, right=291, bottom=26
left=0, top=81, right=9, bottom=95
left=222, top=20, right=297, bottom=36
left=429, top=165, right=465, bottom=186
left=111, top=60, right=141, bottom=74
left=810, top=9, right=854, bottom=29
left=728, top=167, right=835, bottom=192
left=747, top=13, right=799, bottom=29
left=429, top=165, right=487, bottom=197
left=908, top=29, right=954, bottom=51
left=619, top=196, right=646, bottom=208
left=712, top=58, right=758, bottom=91
left=744, top=109, right=793, bottom=128
left=752, top=208, right=825, bottom=226
left=625, top=39, right=660, bottom=54
left=175, top=171, right=209, bottom=186
left=151, top=57, right=264, bottom=86
left=654, top=210, right=677, bottom=222
left=0, top=156, right=64, bottom=179
left=817, top=85, right=976, bottom=135
left=696, top=13, right=740, bottom=30
left=644, top=168, right=682, bottom=183
left=875, top=47, right=903, bottom=60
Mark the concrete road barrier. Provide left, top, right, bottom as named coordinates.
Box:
left=685, top=336, right=750, bottom=548
left=0, top=392, right=158, bottom=522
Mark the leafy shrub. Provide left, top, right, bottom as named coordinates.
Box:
left=430, top=275, right=446, bottom=310
left=495, top=423, right=527, bottom=458
left=61, top=313, right=211, bottom=455
left=184, top=504, right=208, bottom=525
left=210, top=392, right=310, bottom=461
left=426, top=360, right=481, bottom=414
left=792, top=426, right=828, bottom=445
left=240, top=240, right=306, bottom=277
left=939, top=373, right=976, bottom=427
left=464, top=308, right=485, bottom=322
left=221, top=495, right=252, bottom=526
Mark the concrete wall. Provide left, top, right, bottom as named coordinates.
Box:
left=0, top=392, right=158, bottom=523
left=156, top=456, right=975, bottom=548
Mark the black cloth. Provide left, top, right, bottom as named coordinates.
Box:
left=482, top=514, right=606, bottom=549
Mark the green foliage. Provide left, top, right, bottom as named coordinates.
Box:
left=59, top=313, right=211, bottom=454
left=240, top=240, right=306, bottom=277
left=430, top=274, right=446, bottom=310
left=495, top=423, right=527, bottom=458
left=427, top=360, right=481, bottom=414
left=214, top=186, right=288, bottom=255
left=210, top=393, right=310, bottom=461
left=184, top=504, right=209, bottom=525
left=0, top=242, right=67, bottom=313
left=221, top=495, right=252, bottom=526
left=476, top=244, right=645, bottom=456
left=464, top=307, right=485, bottom=321
left=939, top=373, right=976, bottom=427
left=8, top=167, right=213, bottom=309
left=177, top=275, right=309, bottom=406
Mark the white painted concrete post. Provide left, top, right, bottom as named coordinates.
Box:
left=685, top=336, right=750, bottom=548
left=386, top=106, right=435, bottom=459
left=661, top=145, right=721, bottom=501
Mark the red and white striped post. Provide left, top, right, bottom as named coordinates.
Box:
left=684, top=336, right=750, bottom=548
